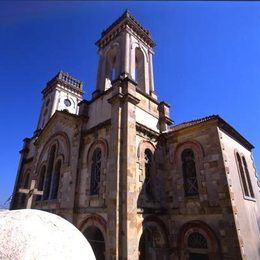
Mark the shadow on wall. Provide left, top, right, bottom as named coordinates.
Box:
left=138, top=216, right=170, bottom=260
left=137, top=146, right=165, bottom=212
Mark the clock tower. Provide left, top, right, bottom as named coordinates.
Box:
left=37, top=71, right=84, bottom=129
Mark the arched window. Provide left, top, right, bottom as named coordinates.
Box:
left=139, top=228, right=153, bottom=260
left=182, top=149, right=198, bottom=196
left=90, top=148, right=102, bottom=195
left=236, top=152, right=255, bottom=198
left=36, top=166, right=46, bottom=201
left=242, top=156, right=254, bottom=198
left=84, top=226, right=105, bottom=260
left=188, top=232, right=208, bottom=249
left=43, top=145, right=56, bottom=200
left=50, top=160, right=61, bottom=200
left=144, top=149, right=153, bottom=200
left=187, top=232, right=209, bottom=259
left=110, top=56, right=117, bottom=81
left=135, top=48, right=145, bottom=91
left=105, top=46, right=119, bottom=88
left=236, top=153, right=249, bottom=197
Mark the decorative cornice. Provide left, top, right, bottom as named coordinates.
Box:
left=96, top=10, right=155, bottom=49
left=107, top=92, right=124, bottom=105
left=123, top=93, right=140, bottom=105
left=136, top=87, right=160, bottom=105
left=42, top=71, right=84, bottom=97
left=136, top=122, right=159, bottom=140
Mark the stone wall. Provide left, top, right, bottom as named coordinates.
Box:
left=219, top=128, right=260, bottom=260
left=164, top=123, right=242, bottom=259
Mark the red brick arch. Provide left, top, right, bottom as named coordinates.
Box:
left=86, top=138, right=109, bottom=164
left=137, top=140, right=156, bottom=159
left=179, top=221, right=221, bottom=259
left=172, top=140, right=204, bottom=165
left=36, top=132, right=70, bottom=173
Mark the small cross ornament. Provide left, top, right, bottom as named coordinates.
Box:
left=19, top=179, right=43, bottom=209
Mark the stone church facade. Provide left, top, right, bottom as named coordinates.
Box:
left=11, top=11, right=260, bottom=260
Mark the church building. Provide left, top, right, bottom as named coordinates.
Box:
left=10, top=11, right=260, bottom=260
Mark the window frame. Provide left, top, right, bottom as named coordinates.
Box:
left=235, top=151, right=255, bottom=201
left=90, top=148, right=102, bottom=196
left=181, top=148, right=199, bottom=197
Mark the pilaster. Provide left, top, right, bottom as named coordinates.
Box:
left=120, top=78, right=140, bottom=259
left=107, top=82, right=124, bottom=259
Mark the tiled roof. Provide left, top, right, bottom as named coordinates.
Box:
left=166, top=114, right=254, bottom=150
left=169, top=115, right=219, bottom=132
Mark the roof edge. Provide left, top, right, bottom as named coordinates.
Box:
left=166, top=115, right=254, bottom=150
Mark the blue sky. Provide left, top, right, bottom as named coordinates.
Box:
left=1, top=2, right=260, bottom=207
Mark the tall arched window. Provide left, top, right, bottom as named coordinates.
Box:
left=144, top=149, right=153, bottom=200
left=90, top=148, right=102, bottom=195
left=236, top=152, right=255, bottom=198
left=182, top=149, right=199, bottom=196
left=105, top=46, right=119, bottom=88
left=84, top=226, right=105, bottom=260
left=43, top=145, right=56, bottom=200
left=50, top=160, right=61, bottom=200
left=110, top=56, right=117, bottom=81
left=236, top=153, right=249, bottom=197
left=139, top=228, right=153, bottom=260
left=36, top=165, right=46, bottom=201
left=242, top=156, right=254, bottom=198
left=135, top=48, right=145, bottom=91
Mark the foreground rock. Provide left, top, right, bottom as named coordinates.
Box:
left=0, top=209, right=95, bottom=260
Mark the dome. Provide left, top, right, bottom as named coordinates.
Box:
left=0, top=209, right=96, bottom=260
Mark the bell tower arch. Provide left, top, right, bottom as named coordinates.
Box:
left=94, top=10, right=157, bottom=99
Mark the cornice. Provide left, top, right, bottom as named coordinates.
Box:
left=42, top=79, right=84, bottom=97
left=136, top=122, right=159, bottom=140
left=96, top=10, right=155, bottom=49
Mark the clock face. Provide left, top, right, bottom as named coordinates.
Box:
left=64, top=99, right=71, bottom=107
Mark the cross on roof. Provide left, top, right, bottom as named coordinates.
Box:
left=19, top=179, right=43, bottom=209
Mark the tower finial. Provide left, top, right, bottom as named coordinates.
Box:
left=123, top=9, right=131, bottom=17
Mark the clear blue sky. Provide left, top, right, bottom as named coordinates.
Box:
left=1, top=2, right=260, bottom=207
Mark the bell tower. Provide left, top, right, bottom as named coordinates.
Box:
left=94, top=10, right=157, bottom=99
left=37, top=71, right=84, bottom=129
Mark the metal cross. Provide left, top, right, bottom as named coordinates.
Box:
left=18, top=179, right=43, bottom=209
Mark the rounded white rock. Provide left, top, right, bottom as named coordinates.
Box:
left=0, top=209, right=96, bottom=260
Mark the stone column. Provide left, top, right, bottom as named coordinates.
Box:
left=120, top=77, right=140, bottom=260
left=107, top=82, right=124, bottom=260
left=123, top=31, right=130, bottom=74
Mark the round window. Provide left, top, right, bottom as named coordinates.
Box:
left=64, top=99, right=71, bottom=107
